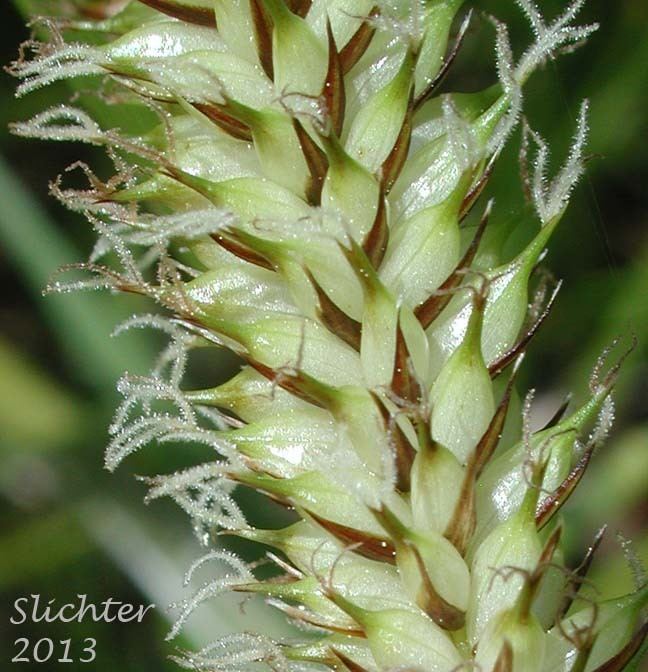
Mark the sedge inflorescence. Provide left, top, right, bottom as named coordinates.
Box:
left=9, top=0, right=647, bottom=670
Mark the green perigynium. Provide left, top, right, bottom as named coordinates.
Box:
left=9, top=0, right=647, bottom=669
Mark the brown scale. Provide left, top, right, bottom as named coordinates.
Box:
left=414, top=9, right=473, bottom=112
left=339, top=6, right=380, bottom=75
left=138, top=0, right=217, bottom=26
left=540, top=395, right=573, bottom=431
left=306, top=270, right=362, bottom=351
left=535, top=443, right=595, bottom=530
left=286, top=0, right=312, bottom=18
left=492, top=641, right=513, bottom=672
left=371, top=393, right=416, bottom=493
left=590, top=624, right=648, bottom=672
left=361, top=185, right=389, bottom=268
left=232, top=582, right=366, bottom=636
left=245, top=359, right=336, bottom=410
left=323, top=20, right=346, bottom=138
left=557, top=525, right=606, bottom=619
left=410, top=543, right=466, bottom=630
left=79, top=0, right=129, bottom=19
left=210, top=231, right=275, bottom=271
left=250, top=0, right=274, bottom=80
left=444, top=355, right=522, bottom=556
left=380, top=90, right=414, bottom=195
left=193, top=102, right=253, bottom=142
left=272, top=601, right=365, bottom=636
left=384, top=318, right=430, bottom=492
left=488, top=280, right=562, bottom=379
left=308, top=512, right=397, bottom=565
left=460, top=150, right=500, bottom=221
left=331, top=650, right=372, bottom=672
left=522, top=525, right=563, bottom=612
left=390, top=321, right=423, bottom=406
left=293, top=118, right=328, bottom=205
left=291, top=21, right=346, bottom=206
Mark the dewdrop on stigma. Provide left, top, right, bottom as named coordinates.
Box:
left=9, top=0, right=647, bottom=671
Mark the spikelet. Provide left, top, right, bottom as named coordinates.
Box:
left=10, top=1, right=646, bottom=670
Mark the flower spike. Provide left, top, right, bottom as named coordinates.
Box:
left=9, top=1, right=642, bottom=670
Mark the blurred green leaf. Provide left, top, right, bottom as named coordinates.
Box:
left=0, top=335, right=84, bottom=449
left=565, top=240, right=648, bottom=406
left=569, top=424, right=648, bottom=525
left=0, top=510, right=91, bottom=589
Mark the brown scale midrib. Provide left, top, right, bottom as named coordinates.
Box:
left=137, top=0, right=217, bottom=26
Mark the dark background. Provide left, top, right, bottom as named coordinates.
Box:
left=0, top=1, right=646, bottom=669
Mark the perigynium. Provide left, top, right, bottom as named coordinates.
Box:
left=8, top=0, right=647, bottom=670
